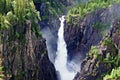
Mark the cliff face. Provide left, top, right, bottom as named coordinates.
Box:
left=64, top=4, right=120, bottom=61
left=0, top=0, right=57, bottom=79
left=36, top=39, right=57, bottom=80
left=1, top=20, right=57, bottom=80
left=76, top=20, right=120, bottom=80
left=64, top=4, right=120, bottom=80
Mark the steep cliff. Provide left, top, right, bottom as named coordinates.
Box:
left=0, top=0, right=57, bottom=80
left=76, top=18, right=120, bottom=80
left=65, top=3, right=120, bottom=62
left=64, top=2, right=120, bottom=80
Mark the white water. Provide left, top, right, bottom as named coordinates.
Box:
left=55, top=16, right=76, bottom=80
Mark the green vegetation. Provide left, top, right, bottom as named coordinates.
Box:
left=87, top=37, right=119, bottom=64
left=87, top=36, right=120, bottom=79
left=101, top=38, right=116, bottom=55
left=34, top=0, right=66, bottom=20
left=0, top=0, right=41, bottom=35
left=67, top=0, right=120, bottom=24
left=87, top=46, right=99, bottom=58
left=0, top=0, right=41, bottom=79
left=99, top=20, right=120, bottom=80
left=103, top=67, right=120, bottom=80
left=102, top=38, right=115, bottom=47
left=0, top=0, right=120, bottom=79
left=102, top=38, right=119, bottom=65
left=92, top=22, right=110, bottom=34
left=0, top=58, right=4, bottom=80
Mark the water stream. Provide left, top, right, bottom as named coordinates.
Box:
left=54, top=16, right=76, bottom=80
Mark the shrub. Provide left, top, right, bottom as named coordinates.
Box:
left=103, top=67, right=120, bottom=80
left=66, top=0, right=120, bottom=24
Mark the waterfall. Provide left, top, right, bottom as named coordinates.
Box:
left=54, top=16, right=76, bottom=80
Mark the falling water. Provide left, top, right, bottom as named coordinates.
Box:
left=54, top=16, right=76, bottom=80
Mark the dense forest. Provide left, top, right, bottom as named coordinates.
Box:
left=0, top=0, right=120, bottom=80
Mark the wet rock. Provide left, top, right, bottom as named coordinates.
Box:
left=35, top=39, right=57, bottom=80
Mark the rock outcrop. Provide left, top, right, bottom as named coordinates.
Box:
left=75, top=20, right=120, bottom=80
left=1, top=20, right=57, bottom=80
left=64, top=4, right=120, bottom=61
left=64, top=4, right=120, bottom=80
left=36, top=39, right=57, bottom=80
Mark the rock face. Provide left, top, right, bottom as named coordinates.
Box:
left=36, top=39, right=57, bottom=80
left=64, top=4, right=120, bottom=61
left=75, top=20, right=120, bottom=80
left=64, top=4, right=120, bottom=80
left=1, top=20, right=57, bottom=80
left=38, top=53, right=57, bottom=80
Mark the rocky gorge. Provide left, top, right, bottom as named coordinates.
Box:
left=0, top=0, right=120, bottom=80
